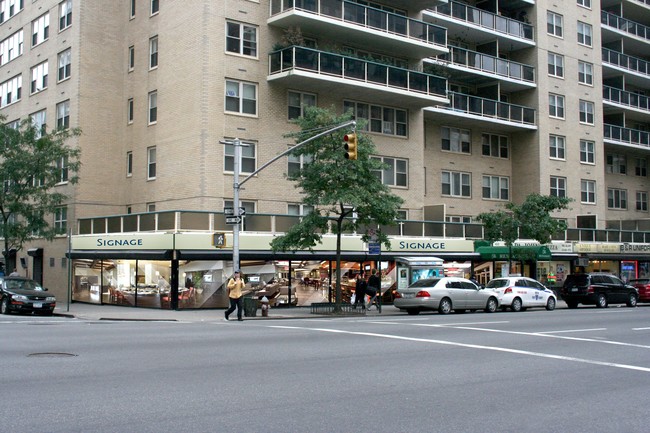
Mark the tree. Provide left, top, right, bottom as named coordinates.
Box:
left=477, top=194, right=571, bottom=272
left=0, top=117, right=81, bottom=272
left=270, top=107, right=404, bottom=311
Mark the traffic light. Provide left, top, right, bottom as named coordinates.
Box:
left=343, top=133, right=357, bottom=160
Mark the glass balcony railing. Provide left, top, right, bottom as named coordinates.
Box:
left=602, top=47, right=650, bottom=76
left=601, top=10, right=650, bottom=41
left=441, top=92, right=535, bottom=125
left=603, top=85, right=650, bottom=112
left=432, top=1, right=534, bottom=41
left=437, top=46, right=535, bottom=83
left=270, top=0, right=447, bottom=48
left=269, top=46, right=448, bottom=98
left=604, top=124, right=650, bottom=148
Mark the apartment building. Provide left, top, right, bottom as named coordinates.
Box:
left=2, top=0, right=650, bottom=306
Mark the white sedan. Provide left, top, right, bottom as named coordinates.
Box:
left=485, top=276, right=557, bottom=312
left=394, top=277, right=499, bottom=315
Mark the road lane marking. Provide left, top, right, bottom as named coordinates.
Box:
left=537, top=328, right=607, bottom=334
left=633, top=327, right=650, bottom=331
left=268, top=325, right=650, bottom=373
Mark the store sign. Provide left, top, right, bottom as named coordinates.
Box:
left=393, top=238, right=474, bottom=253
left=620, top=243, right=650, bottom=253
left=574, top=243, right=623, bottom=253
left=72, top=234, right=174, bottom=250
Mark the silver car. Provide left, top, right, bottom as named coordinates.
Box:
left=394, top=277, right=499, bottom=315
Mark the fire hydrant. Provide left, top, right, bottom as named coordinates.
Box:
left=261, top=296, right=269, bottom=317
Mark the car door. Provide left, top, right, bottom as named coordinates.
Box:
left=526, top=279, right=546, bottom=307
left=607, top=275, right=628, bottom=303
left=461, top=280, right=483, bottom=309
left=446, top=280, right=466, bottom=309
left=513, top=278, right=531, bottom=306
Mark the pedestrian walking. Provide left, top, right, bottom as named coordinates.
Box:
left=366, top=269, right=380, bottom=310
left=9, top=268, right=19, bottom=277
left=225, top=270, right=245, bottom=321
left=353, top=271, right=367, bottom=309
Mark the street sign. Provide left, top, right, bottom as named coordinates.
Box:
left=224, top=207, right=234, bottom=216
left=368, top=242, right=381, bottom=255
left=239, top=207, right=246, bottom=216
left=225, top=216, right=242, bottom=225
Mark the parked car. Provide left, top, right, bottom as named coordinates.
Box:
left=485, top=276, right=557, bottom=312
left=394, top=277, right=499, bottom=315
left=0, top=276, right=56, bottom=315
left=628, top=279, right=650, bottom=303
left=560, top=273, right=638, bottom=309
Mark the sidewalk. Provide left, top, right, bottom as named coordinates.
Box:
left=53, top=302, right=402, bottom=322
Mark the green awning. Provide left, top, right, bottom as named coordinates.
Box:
left=476, top=245, right=552, bottom=261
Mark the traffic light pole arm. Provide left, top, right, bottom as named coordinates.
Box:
left=238, top=120, right=356, bottom=188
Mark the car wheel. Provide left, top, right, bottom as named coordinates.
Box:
left=566, top=301, right=578, bottom=309
left=511, top=297, right=523, bottom=312
left=546, top=297, right=556, bottom=311
left=596, top=293, right=608, bottom=308
left=438, top=298, right=452, bottom=314
left=626, top=293, right=638, bottom=308
left=406, top=309, right=420, bottom=316
left=485, top=297, right=498, bottom=313
left=1, top=298, right=10, bottom=315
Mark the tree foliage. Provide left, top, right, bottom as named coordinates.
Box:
left=270, top=107, right=403, bottom=309
left=0, top=117, right=81, bottom=268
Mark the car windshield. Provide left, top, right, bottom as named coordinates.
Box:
left=4, top=279, right=44, bottom=291
left=408, top=278, right=440, bottom=288
left=486, top=279, right=509, bottom=288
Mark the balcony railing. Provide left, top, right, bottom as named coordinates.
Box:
left=270, top=0, right=447, bottom=48
left=603, top=85, right=650, bottom=112
left=269, top=46, right=447, bottom=98
left=601, top=10, right=650, bottom=41
left=604, top=123, right=650, bottom=148
left=439, top=92, right=535, bottom=125
left=432, top=1, right=534, bottom=41
left=602, top=47, right=650, bottom=76
left=437, top=46, right=535, bottom=83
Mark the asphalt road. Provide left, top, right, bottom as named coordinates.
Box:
left=1, top=305, right=650, bottom=433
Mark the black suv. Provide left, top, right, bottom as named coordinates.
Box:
left=561, top=273, right=638, bottom=309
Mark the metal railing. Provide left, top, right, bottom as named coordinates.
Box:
left=438, top=92, right=536, bottom=125
left=604, top=123, right=650, bottom=148
left=432, top=1, right=534, bottom=41
left=269, top=46, right=448, bottom=98
left=437, top=46, right=535, bottom=83
left=602, top=47, right=650, bottom=76
left=603, top=85, right=650, bottom=112
left=269, top=0, right=447, bottom=48
left=601, top=10, right=650, bottom=41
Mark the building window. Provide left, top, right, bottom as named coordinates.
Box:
left=147, top=146, right=156, bottom=179
left=637, top=192, right=648, bottom=211
left=481, top=133, right=509, bottom=159
left=56, top=156, right=68, bottom=183
left=288, top=91, right=316, bottom=120
left=224, top=141, right=256, bottom=174
left=581, top=180, right=596, bottom=204
left=58, top=48, right=71, bottom=81
left=549, top=135, right=566, bottom=160
left=126, top=151, right=133, bottom=177
left=30, top=62, right=48, bottom=94
left=635, top=158, right=647, bottom=177
left=442, top=171, right=471, bottom=198
left=577, top=0, right=591, bottom=8
left=54, top=206, right=67, bottom=234
left=128, top=45, right=135, bottom=71
left=344, top=100, right=407, bottom=137
left=371, top=156, right=408, bottom=187
left=547, top=11, right=563, bottom=37
left=446, top=215, right=472, bottom=223
left=127, top=98, right=134, bottom=124
left=547, top=52, right=564, bottom=78
left=482, top=175, right=509, bottom=200
left=288, top=204, right=314, bottom=216
left=146, top=203, right=156, bottom=212
left=577, top=21, right=592, bottom=47
left=130, top=0, right=136, bottom=18
left=578, top=61, right=593, bottom=85
left=59, top=0, right=72, bottom=31
left=148, top=91, right=157, bottom=124
left=287, top=150, right=312, bottom=177
left=549, top=93, right=565, bottom=118
left=226, top=21, right=258, bottom=57
left=31, top=13, right=49, bottom=47
left=442, top=127, right=471, bottom=154
left=580, top=140, right=595, bottom=164
left=225, top=80, right=257, bottom=115
left=0, top=0, right=25, bottom=24
left=550, top=176, right=567, bottom=198
left=579, top=100, right=594, bottom=124
left=608, top=188, right=627, bottom=210
left=56, top=100, right=70, bottom=130
left=151, top=0, right=159, bottom=15
left=606, top=153, right=626, bottom=174
left=30, top=109, right=46, bottom=138
left=0, top=30, right=24, bottom=66
left=396, top=209, right=408, bottom=220
left=149, top=36, right=158, bottom=69
left=0, top=74, right=21, bottom=107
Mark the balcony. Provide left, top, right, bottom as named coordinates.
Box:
left=424, top=91, right=536, bottom=132
left=431, top=46, right=535, bottom=92
left=602, top=48, right=650, bottom=87
left=269, top=0, right=448, bottom=58
left=601, top=10, right=650, bottom=53
left=424, top=1, right=534, bottom=50
left=268, top=46, right=448, bottom=106
left=603, top=85, right=650, bottom=122
left=604, top=123, right=650, bottom=150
